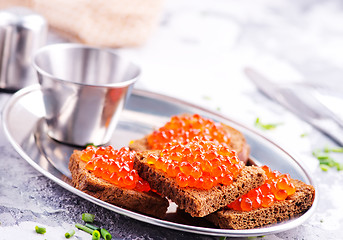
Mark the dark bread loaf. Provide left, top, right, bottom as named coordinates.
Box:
left=130, top=122, right=250, bottom=165
left=134, top=152, right=266, bottom=217
left=69, top=150, right=169, bottom=219
left=205, top=179, right=315, bottom=229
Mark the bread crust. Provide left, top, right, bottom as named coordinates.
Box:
left=129, top=122, right=250, bottom=165
left=205, top=179, right=315, bottom=229
left=68, top=150, right=169, bottom=219
left=134, top=152, right=266, bottom=217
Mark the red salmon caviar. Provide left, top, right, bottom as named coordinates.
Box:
left=241, top=197, right=253, bottom=211
left=146, top=138, right=244, bottom=189
left=227, top=165, right=296, bottom=211
left=80, top=145, right=151, bottom=192
left=147, top=114, right=231, bottom=150
left=261, top=194, right=274, bottom=208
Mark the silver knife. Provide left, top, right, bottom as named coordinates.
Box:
left=245, top=67, right=343, bottom=146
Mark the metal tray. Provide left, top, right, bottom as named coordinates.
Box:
left=2, top=85, right=317, bottom=237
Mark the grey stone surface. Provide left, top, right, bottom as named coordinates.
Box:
left=1, top=0, right=343, bottom=239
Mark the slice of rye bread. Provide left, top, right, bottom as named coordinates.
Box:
left=134, top=152, right=266, bottom=217
left=68, top=150, right=169, bottom=219
left=205, top=179, right=315, bottom=229
left=129, top=123, right=250, bottom=165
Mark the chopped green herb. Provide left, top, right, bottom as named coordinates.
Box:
left=203, top=95, right=211, bottom=100
left=82, top=213, right=95, bottom=223
left=319, top=164, right=330, bottom=172
left=216, top=106, right=221, bottom=111
left=332, top=148, right=343, bottom=153
left=336, top=163, right=343, bottom=171
left=35, top=225, right=46, bottom=234
left=317, top=155, right=330, bottom=160
left=219, top=237, right=227, bottom=240
left=300, top=132, right=308, bottom=138
left=101, top=228, right=112, bottom=240
left=92, top=230, right=101, bottom=240
left=85, top=223, right=100, bottom=231
left=65, top=229, right=75, bottom=238
left=312, top=149, right=326, bottom=159
left=86, top=143, right=97, bottom=147
left=75, top=223, right=93, bottom=234
left=312, top=147, right=343, bottom=171
left=254, top=117, right=282, bottom=130
left=76, top=213, right=112, bottom=239
left=324, top=146, right=343, bottom=153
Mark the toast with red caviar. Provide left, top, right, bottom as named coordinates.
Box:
left=68, top=148, right=169, bottom=218
left=129, top=114, right=250, bottom=164
left=206, top=179, right=315, bottom=229
left=133, top=140, right=266, bottom=217
left=205, top=165, right=316, bottom=229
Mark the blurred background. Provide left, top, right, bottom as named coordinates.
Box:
left=1, top=0, right=342, bottom=107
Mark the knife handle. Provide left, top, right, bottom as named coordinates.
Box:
left=311, top=118, right=343, bottom=147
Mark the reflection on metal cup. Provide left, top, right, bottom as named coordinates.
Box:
left=0, top=7, right=47, bottom=91
left=33, top=43, right=140, bottom=146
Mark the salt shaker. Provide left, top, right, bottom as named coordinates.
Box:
left=0, top=7, right=47, bottom=91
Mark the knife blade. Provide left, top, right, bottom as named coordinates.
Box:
left=245, top=67, right=343, bottom=146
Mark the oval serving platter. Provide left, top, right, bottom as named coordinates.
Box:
left=2, top=85, right=317, bottom=237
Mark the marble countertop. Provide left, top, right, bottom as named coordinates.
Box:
left=1, top=0, right=343, bottom=239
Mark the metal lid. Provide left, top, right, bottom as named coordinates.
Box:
left=0, top=7, right=47, bottom=91
left=0, top=7, right=47, bottom=29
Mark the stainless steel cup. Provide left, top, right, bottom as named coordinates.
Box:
left=0, top=7, right=47, bottom=91
left=33, top=43, right=140, bottom=146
